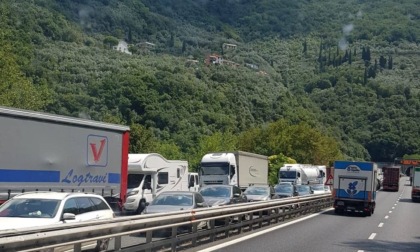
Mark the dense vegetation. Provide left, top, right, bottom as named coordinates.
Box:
left=1, top=0, right=420, bottom=181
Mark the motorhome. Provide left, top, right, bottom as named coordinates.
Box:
left=123, top=153, right=190, bottom=214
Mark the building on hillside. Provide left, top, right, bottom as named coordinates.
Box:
left=206, top=54, right=223, bottom=65
left=245, top=63, right=259, bottom=70
left=137, top=42, right=156, bottom=50
left=223, top=43, right=237, bottom=50
left=113, top=40, right=132, bottom=55
left=185, top=59, right=199, bottom=65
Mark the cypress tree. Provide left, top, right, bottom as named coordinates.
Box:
left=379, top=56, right=387, bottom=69
left=348, top=50, right=352, bottom=65
left=388, top=56, right=393, bottom=69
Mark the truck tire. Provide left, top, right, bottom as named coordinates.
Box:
left=364, top=207, right=372, bottom=217
left=136, top=200, right=147, bottom=214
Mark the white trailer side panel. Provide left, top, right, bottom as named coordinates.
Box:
left=236, top=151, right=269, bottom=188
left=0, top=107, right=129, bottom=201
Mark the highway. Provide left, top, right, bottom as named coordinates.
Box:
left=189, top=177, right=420, bottom=252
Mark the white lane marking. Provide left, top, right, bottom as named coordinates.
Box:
left=385, top=215, right=389, bottom=219
left=378, top=223, right=384, bottom=227
left=389, top=211, right=392, bottom=213
left=357, top=250, right=364, bottom=252
left=394, top=204, right=397, bottom=206
left=196, top=208, right=333, bottom=252
left=392, top=207, right=395, bottom=209
left=369, top=233, right=377, bottom=240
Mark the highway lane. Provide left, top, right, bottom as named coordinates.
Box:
left=194, top=177, right=420, bottom=252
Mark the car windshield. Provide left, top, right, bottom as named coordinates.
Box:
left=151, top=194, right=193, bottom=206
left=275, top=185, right=292, bottom=193
left=244, top=187, right=269, bottom=195
left=296, top=186, right=310, bottom=192
left=0, top=198, right=60, bottom=218
left=200, top=187, right=231, bottom=197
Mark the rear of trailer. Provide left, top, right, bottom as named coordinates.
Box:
left=333, top=161, right=377, bottom=216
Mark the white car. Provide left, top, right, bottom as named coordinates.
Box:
left=310, top=184, right=329, bottom=195
left=0, top=191, right=115, bottom=251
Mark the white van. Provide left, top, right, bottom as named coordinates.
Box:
left=188, top=172, right=200, bottom=192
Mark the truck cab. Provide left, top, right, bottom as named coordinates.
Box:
left=200, top=153, right=238, bottom=187
left=278, top=164, right=325, bottom=185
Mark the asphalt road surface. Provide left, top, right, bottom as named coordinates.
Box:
left=192, top=177, right=420, bottom=252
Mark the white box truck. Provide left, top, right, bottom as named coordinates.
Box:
left=123, top=153, right=192, bottom=214
left=200, top=151, right=269, bottom=190
left=0, top=106, right=130, bottom=211
left=333, top=161, right=378, bottom=216
left=411, top=167, right=420, bottom=202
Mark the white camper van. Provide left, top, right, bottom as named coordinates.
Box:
left=123, top=153, right=190, bottom=214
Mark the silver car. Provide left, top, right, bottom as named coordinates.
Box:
left=244, top=185, right=275, bottom=202
left=144, top=191, right=209, bottom=214
left=143, top=191, right=209, bottom=233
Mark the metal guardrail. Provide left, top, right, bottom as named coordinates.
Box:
left=0, top=194, right=333, bottom=252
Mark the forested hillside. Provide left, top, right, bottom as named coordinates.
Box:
left=1, top=0, right=420, bottom=172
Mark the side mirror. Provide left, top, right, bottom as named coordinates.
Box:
left=233, top=193, right=241, bottom=198
left=62, top=213, right=76, bottom=221
left=196, top=202, right=204, bottom=207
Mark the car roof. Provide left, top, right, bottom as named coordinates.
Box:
left=12, top=191, right=104, bottom=200
left=201, top=185, right=234, bottom=188
left=159, top=191, right=195, bottom=195
left=247, top=185, right=270, bottom=188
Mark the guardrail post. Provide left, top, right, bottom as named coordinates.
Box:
left=171, top=226, right=177, bottom=251
left=209, top=219, right=215, bottom=242
left=114, top=236, right=122, bottom=250
left=146, top=230, right=153, bottom=252
left=192, top=223, right=198, bottom=246
left=74, top=243, right=82, bottom=252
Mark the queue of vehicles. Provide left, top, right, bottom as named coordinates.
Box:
left=2, top=106, right=400, bottom=248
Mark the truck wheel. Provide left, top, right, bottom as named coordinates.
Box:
left=136, top=200, right=146, bottom=214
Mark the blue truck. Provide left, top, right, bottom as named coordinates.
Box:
left=333, top=161, right=378, bottom=216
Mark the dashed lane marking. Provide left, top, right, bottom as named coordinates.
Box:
left=368, top=233, right=376, bottom=240
left=385, top=215, right=389, bottom=219
left=378, top=223, right=384, bottom=227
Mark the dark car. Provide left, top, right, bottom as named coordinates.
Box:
left=244, top=185, right=275, bottom=202
left=274, top=182, right=297, bottom=198
left=295, top=185, right=312, bottom=196
left=200, top=185, right=248, bottom=225
left=199, top=185, right=248, bottom=207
